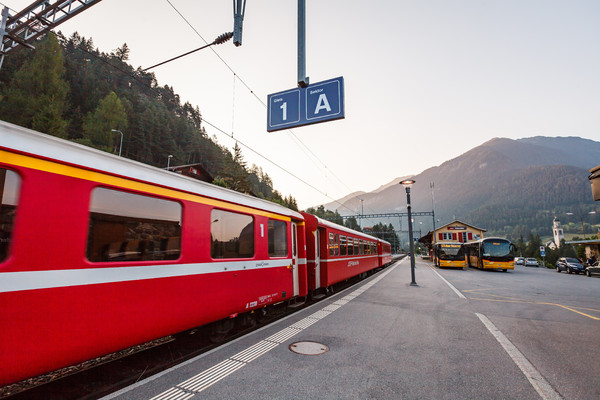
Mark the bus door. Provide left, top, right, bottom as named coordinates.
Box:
left=314, top=229, right=321, bottom=288
left=292, top=222, right=299, bottom=297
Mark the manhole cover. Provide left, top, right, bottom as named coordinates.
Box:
left=289, top=341, right=329, bottom=355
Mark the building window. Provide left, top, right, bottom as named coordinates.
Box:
left=0, top=168, right=20, bottom=263
left=268, top=219, right=287, bottom=257
left=442, top=233, right=453, bottom=241
left=88, top=188, right=182, bottom=262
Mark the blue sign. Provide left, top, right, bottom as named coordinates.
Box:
left=540, top=250, right=546, bottom=257
left=267, top=76, right=345, bottom=132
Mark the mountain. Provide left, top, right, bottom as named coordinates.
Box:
left=320, top=175, right=413, bottom=212
left=323, top=136, right=600, bottom=239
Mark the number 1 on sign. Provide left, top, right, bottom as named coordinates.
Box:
left=280, top=102, right=287, bottom=121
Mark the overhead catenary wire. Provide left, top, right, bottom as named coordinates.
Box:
left=162, top=0, right=356, bottom=208
left=66, top=43, right=356, bottom=212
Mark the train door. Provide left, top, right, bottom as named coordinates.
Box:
left=292, top=222, right=299, bottom=297
left=314, top=230, right=321, bottom=288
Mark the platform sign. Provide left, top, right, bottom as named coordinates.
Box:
left=267, top=76, right=345, bottom=132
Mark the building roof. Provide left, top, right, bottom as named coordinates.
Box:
left=565, top=239, right=600, bottom=246
left=434, top=220, right=487, bottom=232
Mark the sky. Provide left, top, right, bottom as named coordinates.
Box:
left=4, top=0, right=600, bottom=212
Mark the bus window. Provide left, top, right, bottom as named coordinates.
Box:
left=88, top=188, right=182, bottom=262
left=0, top=168, right=21, bottom=263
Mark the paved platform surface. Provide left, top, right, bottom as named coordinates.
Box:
left=104, top=258, right=543, bottom=400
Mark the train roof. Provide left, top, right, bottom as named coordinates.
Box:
left=0, top=120, right=303, bottom=220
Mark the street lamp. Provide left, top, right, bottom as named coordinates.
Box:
left=111, top=129, right=123, bottom=157
left=167, top=155, right=173, bottom=170
left=566, top=211, right=597, bottom=239
left=359, top=198, right=364, bottom=229
left=400, top=179, right=417, bottom=286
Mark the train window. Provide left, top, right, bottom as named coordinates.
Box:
left=354, top=239, right=359, bottom=255
left=329, top=233, right=334, bottom=256
left=340, top=235, right=347, bottom=256
left=347, top=237, right=353, bottom=255
left=0, top=168, right=20, bottom=263
left=87, top=188, right=182, bottom=262
left=268, top=219, right=287, bottom=257
left=211, top=209, right=254, bottom=259
left=334, top=234, right=339, bottom=256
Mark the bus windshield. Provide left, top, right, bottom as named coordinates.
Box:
left=482, top=240, right=512, bottom=258
left=437, top=244, right=464, bottom=260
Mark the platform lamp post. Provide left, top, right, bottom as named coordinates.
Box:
left=111, top=129, right=123, bottom=157
left=167, top=154, right=173, bottom=171
left=401, top=179, right=417, bottom=286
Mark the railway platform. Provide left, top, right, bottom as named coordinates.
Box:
left=104, top=257, right=541, bottom=400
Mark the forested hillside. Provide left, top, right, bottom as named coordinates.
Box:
left=0, top=33, right=297, bottom=209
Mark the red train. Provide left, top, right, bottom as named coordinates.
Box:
left=0, top=120, right=392, bottom=386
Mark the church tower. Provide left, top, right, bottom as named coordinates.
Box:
left=553, top=217, right=564, bottom=248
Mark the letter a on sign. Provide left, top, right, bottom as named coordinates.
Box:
left=314, top=94, right=332, bottom=114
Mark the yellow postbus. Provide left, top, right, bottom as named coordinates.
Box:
left=433, top=243, right=466, bottom=268
left=463, top=237, right=516, bottom=272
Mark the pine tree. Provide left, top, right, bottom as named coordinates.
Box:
left=82, top=91, right=128, bottom=151
left=0, top=33, right=69, bottom=137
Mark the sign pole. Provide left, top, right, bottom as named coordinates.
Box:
left=298, top=0, right=309, bottom=87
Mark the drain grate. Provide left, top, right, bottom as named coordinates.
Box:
left=289, top=341, right=329, bottom=355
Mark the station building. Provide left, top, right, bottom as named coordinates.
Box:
left=418, top=220, right=486, bottom=251
left=433, top=220, right=486, bottom=244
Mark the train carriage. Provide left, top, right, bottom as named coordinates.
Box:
left=301, top=212, right=390, bottom=296
left=0, top=121, right=308, bottom=386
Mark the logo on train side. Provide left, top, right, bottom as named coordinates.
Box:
left=347, top=261, right=359, bottom=267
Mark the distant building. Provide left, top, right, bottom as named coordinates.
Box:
left=433, top=220, right=486, bottom=244
left=418, top=220, right=486, bottom=247
left=552, top=216, right=565, bottom=248
left=168, top=163, right=213, bottom=183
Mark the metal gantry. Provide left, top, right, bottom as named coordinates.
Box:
left=0, top=0, right=104, bottom=69
left=341, top=211, right=433, bottom=253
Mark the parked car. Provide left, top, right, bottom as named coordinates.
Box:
left=556, top=257, right=585, bottom=274
left=525, top=258, right=539, bottom=267
left=514, top=257, right=525, bottom=266
left=586, top=261, right=600, bottom=277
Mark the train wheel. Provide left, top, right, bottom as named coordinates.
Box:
left=209, top=319, right=234, bottom=343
